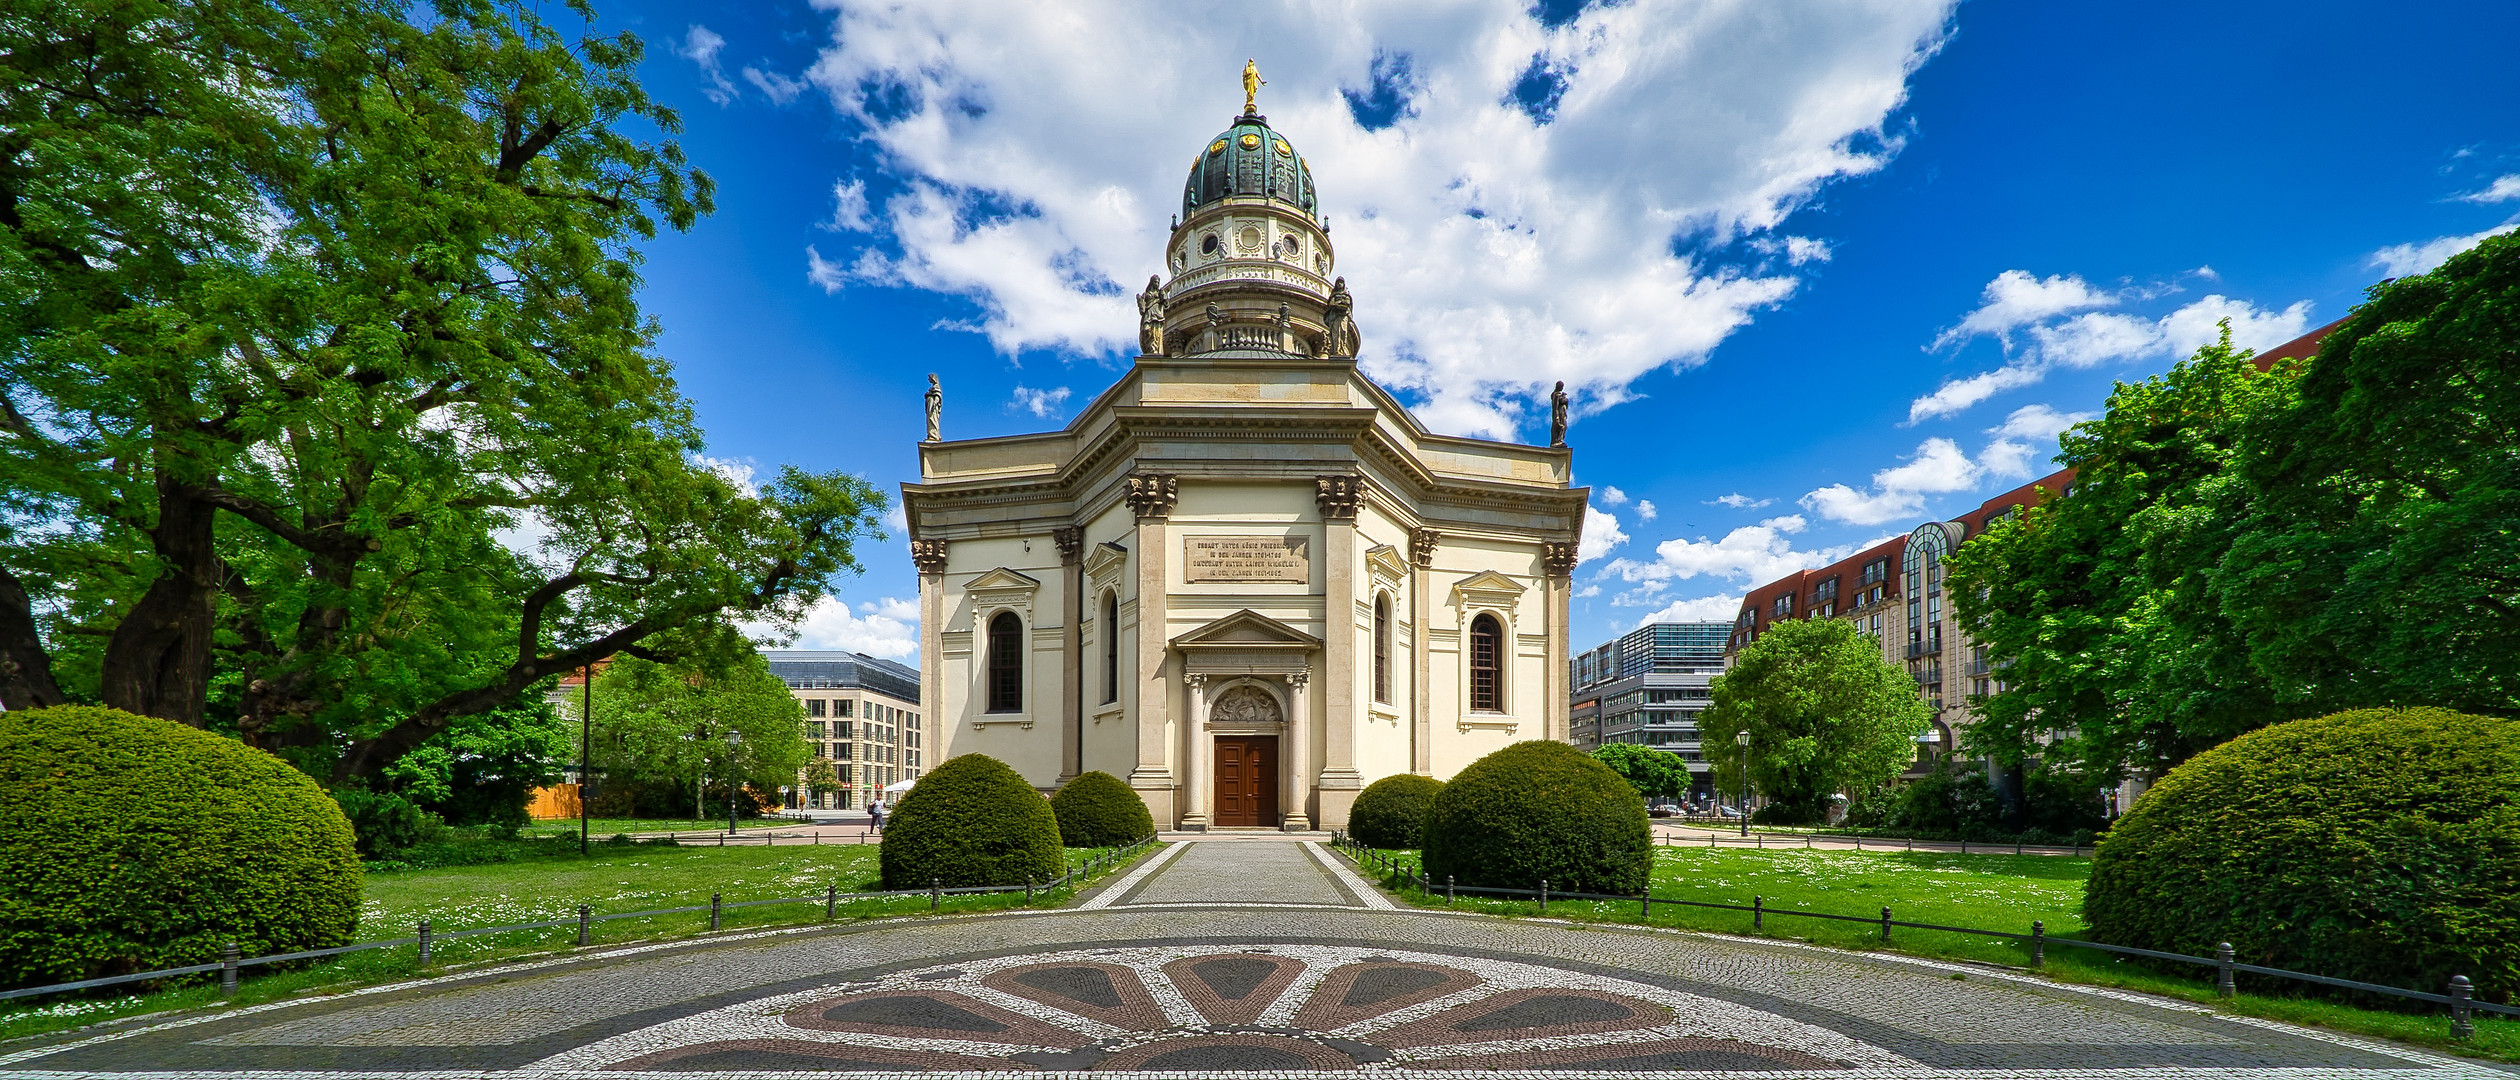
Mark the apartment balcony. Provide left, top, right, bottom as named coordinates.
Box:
left=1906, top=640, right=1942, bottom=659
left=1967, top=659, right=1993, bottom=677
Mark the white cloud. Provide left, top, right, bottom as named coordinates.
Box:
left=805, top=245, right=849, bottom=291
left=2455, top=175, right=2520, bottom=204
left=1709, top=493, right=1773, bottom=510
left=1627, top=593, right=1746, bottom=626
left=677, top=25, right=737, bottom=106
left=692, top=453, right=760, bottom=496
left=884, top=502, right=908, bottom=536
left=1634, top=499, right=1657, bottom=522
left=1598, top=486, right=1629, bottom=506
left=743, top=66, right=810, bottom=105
left=824, top=180, right=873, bottom=232
left=1578, top=504, right=1629, bottom=564
left=1911, top=273, right=2314, bottom=422
left=1009, top=385, right=1073, bottom=418
left=1799, top=437, right=1978, bottom=525
left=798, top=0, right=1957, bottom=438
left=2368, top=222, right=2518, bottom=278
left=788, top=596, right=920, bottom=660
left=1986, top=402, right=2094, bottom=443
left=1602, top=513, right=1858, bottom=588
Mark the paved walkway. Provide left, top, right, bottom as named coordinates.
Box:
left=2, top=837, right=2503, bottom=1078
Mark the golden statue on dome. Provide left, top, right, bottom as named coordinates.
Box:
left=1242, top=59, right=1266, bottom=112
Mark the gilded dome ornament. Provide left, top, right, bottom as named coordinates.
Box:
left=1275, top=139, right=1292, bottom=156
left=1239, top=133, right=1261, bottom=150
left=1208, top=140, right=1226, bottom=156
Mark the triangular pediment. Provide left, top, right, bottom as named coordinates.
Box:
left=1452, top=570, right=1525, bottom=596
left=1082, top=541, right=1129, bottom=581
left=965, top=567, right=1041, bottom=591
left=1173, top=608, right=1322, bottom=649
left=1363, top=543, right=1408, bottom=585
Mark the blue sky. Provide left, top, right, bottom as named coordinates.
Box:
left=597, top=0, right=2520, bottom=659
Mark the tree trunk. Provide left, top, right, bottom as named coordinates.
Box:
left=98, top=476, right=222, bottom=725
left=0, top=566, right=65, bottom=711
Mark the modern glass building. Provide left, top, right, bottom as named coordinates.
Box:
left=1567, top=622, right=1728, bottom=796
left=763, top=650, right=923, bottom=809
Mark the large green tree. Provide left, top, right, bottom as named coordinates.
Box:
left=1590, top=743, right=1688, bottom=801
left=1700, top=618, right=1931, bottom=817
left=0, top=0, right=884, bottom=784
left=588, top=652, right=808, bottom=817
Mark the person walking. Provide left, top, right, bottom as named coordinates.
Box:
left=867, top=798, right=886, bottom=836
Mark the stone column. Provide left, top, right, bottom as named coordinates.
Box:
left=1283, top=669, right=1313, bottom=831
left=1544, top=541, right=1578, bottom=744
left=1124, top=474, right=1180, bottom=825
left=1181, top=673, right=1211, bottom=832
left=912, top=540, right=948, bottom=768
left=1313, top=477, right=1363, bottom=827
left=1409, top=528, right=1439, bottom=775
left=1054, top=527, right=1083, bottom=785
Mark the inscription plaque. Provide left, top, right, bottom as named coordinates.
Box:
left=1185, top=535, right=1311, bottom=583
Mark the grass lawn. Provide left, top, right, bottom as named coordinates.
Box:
left=514, top=816, right=790, bottom=837
left=0, top=839, right=1155, bottom=1045
left=1347, top=844, right=2518, bottom=1063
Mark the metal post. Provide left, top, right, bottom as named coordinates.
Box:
left=710, top=893, right=722, bottom=931
left=826, top=885, right=837, bottom=920
left=1538, top=879, right=1548, bottom=915
left=2031, top=920, right=2044, bottom=968
left=2449, top=976, right=2475, bottom=1040
left=220, top=941, right=239, bottom=996
left=1881, top=907, right=1892, bottom=942
left=417, top=919, right=432, bottom=966
left=1753, top=895, right=1763, bottom=930
left=580, top=665, right=593, bottom=857
left=1640, top=890, right=1651, bottom=918
left=931, top=877, right=941, bottom=912
left=1447, top=874, right=1455, bottom=904
left=1960, top=838, right=1966, bottom=855
left=577, top=904, right=591, bottom=947
left=1736, top=730, right=1751, bottom=837
left=1026, top=876, right=1035, bottom=904
left=2215, top=943, right=2235, bottom=998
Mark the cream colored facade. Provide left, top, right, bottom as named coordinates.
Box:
left=902, top=107, right=1586, bottom=831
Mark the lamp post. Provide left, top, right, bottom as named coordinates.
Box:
left=1735, top=729, right=1751, bottom=837
left=724, top=730, right=743, bottom=834
left=579, top=664, right=593, bottom=857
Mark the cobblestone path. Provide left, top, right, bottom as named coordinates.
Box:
left=1, top=839, right=2503, bottom=1078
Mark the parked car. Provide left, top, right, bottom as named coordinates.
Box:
left=1716, top=805, right=1743, bottom=819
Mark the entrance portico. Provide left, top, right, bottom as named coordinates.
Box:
left=1175, top=610, right=1315, bottom=832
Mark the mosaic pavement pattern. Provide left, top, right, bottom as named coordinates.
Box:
left=2, top=840, right=2510, bottom=1078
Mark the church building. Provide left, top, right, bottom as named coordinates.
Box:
left=903, top=89, right=1587, bottom=831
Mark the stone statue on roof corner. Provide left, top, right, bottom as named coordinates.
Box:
left=1549, top=381, right=1569, bottom=448
left=924, top=373, right=942, bottom=442
left=1137, top=275, right=1166, bottom=356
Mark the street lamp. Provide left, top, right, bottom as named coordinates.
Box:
left=723, top=730, right=743, bottom=834
left=1735, top=729, right=1751, bottom=837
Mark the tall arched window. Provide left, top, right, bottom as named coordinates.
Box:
left=1100, top=591, right=1120, bottom=704
left=1469, top=613, right=1502, bottom=712
left=1372, top=595, right=1392, bottom=704
left=986, top=612, right=1023, bottom=713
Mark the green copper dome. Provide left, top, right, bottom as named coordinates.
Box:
left=1181, top=111, right=1318, bottom=221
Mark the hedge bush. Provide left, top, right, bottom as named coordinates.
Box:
left=1049, top=771, right=1153, bottom=848
left=1347, top=774, right=1442, bottom=850
left=879, top=753, right=1064, bottom=889
left=2085, top=708, right=2520, bottom=1003
left=1421, top=741, right=1651, bottom=894
left=332, top=788, right=446, bottom=860
left=0, top=705, right=362, bottom=989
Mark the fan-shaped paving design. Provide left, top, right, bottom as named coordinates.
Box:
left=570, top=944, right=1913, bottom=1073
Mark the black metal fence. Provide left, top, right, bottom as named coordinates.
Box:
left=0, top=835, right=1158, bottom=1007
left=1330, top=834, right=2512, bottom=1040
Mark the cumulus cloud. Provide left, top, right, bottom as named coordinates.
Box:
left=1579, top=504, right=1629, bottom=564
left=796, top=0, right=1956, bottom=438
left=2368, top=221, right=2518, bottom=278
left=743, top=66, right=810, bottom=105
left=2455, top=175, right=2520, bottom=204
left=805, top=245, right=848, bottom=291
left=788, top=596, right=920, bottom=660
left=1634, top=500, right=1657, bottom=522
left=1800, top=437, right=1978, bottom=525
left=677, top=25, right=737, bottom=106
left=1601, top=514, right=1862, bottom=588
left=824, top=180, right=874, bottom=232
left=1987, top=402, right=2094, bottom=443
left=1599, top=486, right=1629, bottom=506
left=692, top=453, right=760, bottom=496
left=1709, top=493, right=1774, bottom=510
left=1009, top=385, right=1073, bottom=419
left=1627, top=593, right=1746, bottom=626
left=1911, top=270, right=2314, bottom=423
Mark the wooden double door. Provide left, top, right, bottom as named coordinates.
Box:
left=1212, top=735, right=1280, bottom=828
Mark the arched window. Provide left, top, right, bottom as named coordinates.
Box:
left=1372, top=595, right=1392, bottom=705
left=1100, top=591, right=1120, bottom=704
left=1469, top=614, right=1502, bottom=712
left=986, top=612, right=1023, bottom=713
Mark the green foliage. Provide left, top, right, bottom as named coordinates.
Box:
left=1421, top=742, right=1650, bottom=894
left=1701, top=618, right=1932, bottom=818
left=879, top=755, right=1064, bottom=889
left=1842, top=760, right=2105, bottom=843
left=590, top=653, right=809, bottom=812
left=1347, top=774, right=1443, bottom=850
left=1590, top=744, right=1687, bottom=800
left=1049, top=771, right=1154, bottom=848
left=0, top=706, right=361, bottom=989
left=2085, top=708, right=2520, bottom=1003
left=0, top=0, right=885, bottom=791
left=380, top=696, right=571, bottom=829
left=332, top=789, right=447, bottom=860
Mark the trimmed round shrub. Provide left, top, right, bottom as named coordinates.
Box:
left=1347, top=774, right=1443, bottom=850
left=1049, top=771, right=1153, bottom=848
left=1421, top=741, right=1651, bottom=894
left=0, top=705, right=361, bottom=989
left=2085, top=708, right=2520, bottom=1002
left=880, top=753, right=1065, bottom=889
